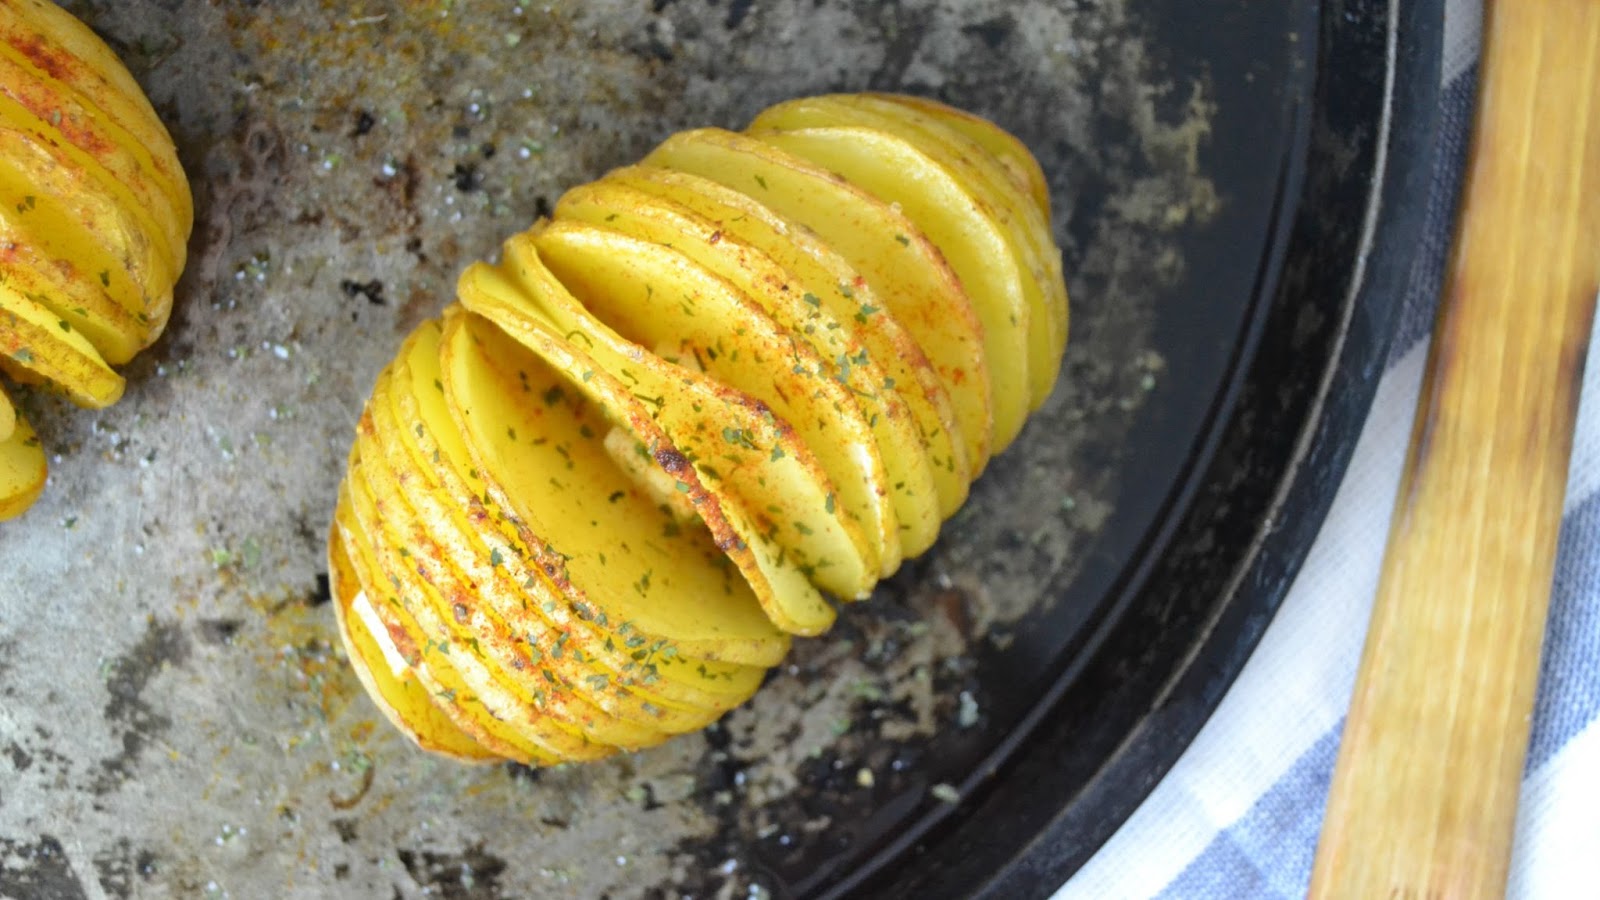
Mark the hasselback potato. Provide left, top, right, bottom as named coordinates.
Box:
left=0, top=0, right=192, bottom=520
left=331, top=93, right=1069, bottom=764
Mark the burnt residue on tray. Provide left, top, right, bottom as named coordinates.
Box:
left=0, top=1, right=1212, bottom=897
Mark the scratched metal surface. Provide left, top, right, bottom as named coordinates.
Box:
left=0, top=2, right=1212, bottom=897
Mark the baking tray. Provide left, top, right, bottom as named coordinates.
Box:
left=0, top=1, right=1442, bottom=898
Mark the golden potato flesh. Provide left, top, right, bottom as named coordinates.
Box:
left=327, top=518, right=502, bottom=764
left=0, top=388, right=45, bottom=521
left=0, top=0, right=192, bottom=519
left=641, top=127, right=996, bottom=473
left=531, top=218, right=903, bottom=583
left=749, top=94, right=1070, bottom=400
left=458, top=246, right=838, bottom=636
left=330, top=93, right=1070, bottom=764
left=552, top=176, right=946, bottom=559
left=595, top=165, right=972, bottom=522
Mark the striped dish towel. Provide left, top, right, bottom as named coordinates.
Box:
left=1056, top=0, right=1600, bottom=896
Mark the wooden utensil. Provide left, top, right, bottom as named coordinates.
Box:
left=1308, top=1, right=1600, bottom=897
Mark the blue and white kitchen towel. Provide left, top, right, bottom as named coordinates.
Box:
left=1057, top=1, right=1600, bottom=897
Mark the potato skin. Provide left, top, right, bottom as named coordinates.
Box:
left=0, top=0, right=193, bottom=520
left=332, top=93, right=1067, bottom=765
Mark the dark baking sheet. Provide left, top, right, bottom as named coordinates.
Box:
left=0, top=1, right=1441, bottom=898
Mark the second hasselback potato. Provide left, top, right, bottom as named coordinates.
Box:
left=0, top=0, right=193, bottom=520
left=331, top=93, right=1069, bottom=765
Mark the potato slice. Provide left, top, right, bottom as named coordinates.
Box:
left=0, top=393, right=44, bottom=521
left=0, top=277, right=123, bottom=408
left=597, top=165, right=972, bottom=520
left=459, top=255, right=842, bottom=635
left=0, top=124, right=164, bottom=347
left=347, top=453, right=625, bottom=761
left=366, top=354, right=740, bottom=736
left=750, top=126, right=1037, bottom=450
left=641, top=128, right=994, bottom=474
left=438, top=307, right=803, bottom=664
left=866, top=92, right=1052, bottom=222
left=326, top=516, right=499, bottom=763
left=751, top=95, right=1068, bottom=406
left=335, top=473, right=567, bottom=765
left=553, top=178, right=944, bottom=558
left=0, top=211, right=146, bottom=365
left=0, top=0, right=192, bottom=230
left=384, top=322, right=777, bottom=707
left=353, top=403, right=673, bottom=752
left=0, top=53, right=183, bottom=279
left=460, top=257, right=838, bottom=630
left=851, top=96, right=1067, bottom=376
left=844, top=97, right=1067, bottom=364
left=530, top=219, right=905, bottom=580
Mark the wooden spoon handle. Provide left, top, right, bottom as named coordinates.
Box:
left=1308, top=2, right=1600, bottom=897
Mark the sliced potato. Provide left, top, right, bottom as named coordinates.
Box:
left=327, top=517, right=500, bottom=763
left=0, top=393, right=44, bottom=521
left=461, top=250, right=841, bottom=635
left=750, top=126, right=1036, bottom=450
left=0, top=54, right=183, bottom=279
left=439, top=307, right=801, bottom=664
left=530, top=218, right=906, bottom=581
left=0, top=0, right=192, bottom=520
left=553, top=178, right=943, bottom=558
left=597, top=165, right=972, bottom=520
left=0, top=0, right=192, bottom=230
left=367, top=345, right=743, bottom=735
left=641, top=127, right=995, bottom=474
left=354, top=402, right=672, bottom=753
left=866, top=92, right=1052, bottom=222
left=0, top=380, right=12, bottom=442
left=0, top=277, right=124, bottom=408
left=0, top=122, right=167, bottom=330
left=346, top=450, right=621, bottom=762
left=0, top=211, right=148, bottom=366
left=330, top=93, right=1071, bottom=766
left=751, top=95, right=1068, bottom=405
left=852, top=95, right=1067, bottom=378
left=384, top=322, right=778, bottom=706
left=335, top=474, right=563, bottom=765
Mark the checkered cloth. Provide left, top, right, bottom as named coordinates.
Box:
left=1056, top=1, right=1600, bottom=896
